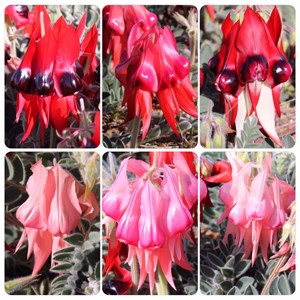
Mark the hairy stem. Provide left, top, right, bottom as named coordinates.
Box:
left=130, top=115, right=141, bottom=148
left=130, top=256, right=139, bottom=295
left=261, top=253, right=289, bottom=295
left=155, top=262, right=169, bottom=295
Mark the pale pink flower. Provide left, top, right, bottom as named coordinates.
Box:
left=218, top=153, right=295, bottom=264
left=15, top=159, right=99, bottom=274
left=103, top=152, right=197, bottom=293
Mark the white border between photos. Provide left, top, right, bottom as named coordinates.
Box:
left=0, top=0, right=298, bottom=299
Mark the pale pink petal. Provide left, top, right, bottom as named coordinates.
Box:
left=79, top=191, right=99, bottom=220
left=200, top=178, right=207, bottom=203
left=102, top=158, right=131, bottom=221
left=16, top=160, right=50, bottom=230
left=173, top=152, right=198, bottom=209
left=32, top=230, right=53, bottom=274
left=47, top=164, right=82, bottom=236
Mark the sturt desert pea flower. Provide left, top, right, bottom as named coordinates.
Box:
left=103, top=5, right=157, bottom=68
left=5, top=5, right=34, bottom=31
left=116, top=25, right=197, bottom=140
left=10, top=5, right=99, bottom=144
left=208, top=6, right=292, bottom=146
left=217, top=153, right=295, bottom=265
left=103, top=152, right=197, bottom=294
left=15, top=159, right=99, bottom=274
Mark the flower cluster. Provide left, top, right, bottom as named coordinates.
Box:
left=207, top=6, right=292, bottom=145
left=104, top=5, right=197, bottom=140
left=103, top=152, right=197, bottom=294
left=9, top=6, right=99, bottom=145
left=15, top=159, right=99, bottom=274
left=217, top=153, right=295, bottom=264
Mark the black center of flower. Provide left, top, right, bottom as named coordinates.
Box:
left=11, top=68, right=31, bottom=92
left=60, top=72, right=82, bottom=97
left=240, top=55, right=268, bottom=83
left=272, top=60, right=292, bottom=86
left=34, top=72, right=54, bottom=96
left=15, top=5, right=29, bottom=18
left=215, top=69, right=239, bottom=95
left=208, top=54, right=220, bottom=75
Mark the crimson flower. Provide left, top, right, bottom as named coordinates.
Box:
left=10, top=5, right=99, bottom=145
left=116, top=25, right=197, bottom=139
left=208, top=6, right=292, bottom=146
left=103, top=152, right=197, bottom=294
left=103, top=5, right=157, bottom=68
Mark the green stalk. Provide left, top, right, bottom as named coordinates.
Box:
left=130, top=115, right=141, bottom=148
left=130, top=256, right=139, bottom=295
left=155, top=262, right=169, bottom=295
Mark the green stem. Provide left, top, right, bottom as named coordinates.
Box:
left=49, top=126, right=56, bottom=148
left=155, top=262, right=169, bottom=295
left=130, top=256, right=139, bottom=295
left=130, top=115, right=141, bottom=148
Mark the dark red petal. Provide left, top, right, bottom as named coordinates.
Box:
left=76, top=12, right=87, bottom=40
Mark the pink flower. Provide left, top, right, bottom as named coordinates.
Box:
left=218, top=153, right=295, bottom=264
left=103, top=152, right=197, bottom=293
left=15, top=159, right=99, bottom=274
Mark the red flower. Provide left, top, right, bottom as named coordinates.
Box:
left=103, top=5, right=157, bottom=68
left=10, top=6, right=99, bottom=144
left=208, top=6, right=292, bottom=145
left=116, top=25, right=197, bottom=139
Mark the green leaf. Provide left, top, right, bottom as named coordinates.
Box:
left=50, top=263, right=73, bottom=273
left=235, top=260, right=251, bottom=277
left=224, top=255, right=235, bottom=269
left=244, top=285, right=259, bottom=295
left=288, top=271, right=295, bottom=293
left=94, top=262, right=100, bottom=280
left=5, top=156, right=14, bottom=181
left=282, top=135, right=295, bottom=148
left=64, top=233, right=84, bottom=246
left=277, top=274, right=291, bottom=295
left=80, top=219, right=91, bottom=233
left=269, top=277, right=279, bottom=295
left=12, top=155, right=26, bottom=184
left=236, top=276, right=255, bottom=291
left=53, top=246, right=75, bottom=255
left=178, top=120, right=192, bottom=133
left=220, top=267, right=234, bottom=277
left=200, top=265, right=215, bottom=278
left=52, top=253, right=74, bottom=262
left=5, top=186, right=22, bottom=203
left=220, top=280, right=233, bottom=292
left=51, top=274, right=69, bottom=287
left=227, top=286, right=241, bottom=295
left=88, top=231, right=100, bottom=244
left=39, top=279, right=50, bottom=295
left=207, top=253, right=224, bottom=268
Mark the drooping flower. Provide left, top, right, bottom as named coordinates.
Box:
left=10, top=5, right=99, bottom=144
left=116, top=24, right=197, bottom=139
left=207, top=6, right=292, bottom=146
left=15, top=159, right=99, bottom=274
left=217, top=153, right=295, bottom=264
left=103, top=5, right=157, bottom=68
left=103, top=152, right=197, bottom=294
left=5, top=5, right=34, bottom=32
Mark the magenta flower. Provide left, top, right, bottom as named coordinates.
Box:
left=103, top=152, right=197, bottom=293
left=218, top=153, right=295, bottom=264
left=15, top=159, right=99, bottom=274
